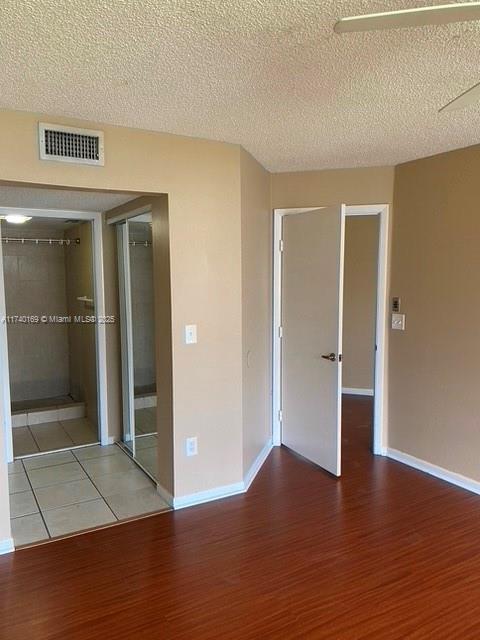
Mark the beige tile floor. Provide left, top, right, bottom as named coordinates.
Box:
left=12, top=418, right=98, bottom=456
left=8, top=444, right=170, bottom=548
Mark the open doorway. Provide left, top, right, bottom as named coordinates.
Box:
left=2, top=214, right=100, bottom=457
left=1, top=185, right=171, bottom=549
left=342, top=213, right=380, bottom=462
left=272, top=204, right=389, bottom=475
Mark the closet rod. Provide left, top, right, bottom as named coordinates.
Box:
left=1, top=237, right=71, bottom=245
left=129, top=240, right=152, bottom=246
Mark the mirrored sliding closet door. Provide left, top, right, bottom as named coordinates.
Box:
left=116, top=213, right=158, bottom=479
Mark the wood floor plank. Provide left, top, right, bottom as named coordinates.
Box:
left=2, top=396, right=480, bottom=639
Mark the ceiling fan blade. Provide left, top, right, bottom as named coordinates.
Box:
left=334, top=2, right=480, bottom=33
left=439, top=80, right=480, bottom=112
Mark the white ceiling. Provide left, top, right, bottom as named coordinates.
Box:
left=0, top=186, right=136, bottom=212
left=1, top=1, right=480, bottom=171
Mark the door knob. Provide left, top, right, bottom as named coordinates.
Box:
left=321, top=352, right=337, bottom=362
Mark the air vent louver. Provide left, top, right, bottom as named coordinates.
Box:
left=39, top=123, right=104, bottom=166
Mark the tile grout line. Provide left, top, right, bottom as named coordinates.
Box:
left=71, top=448, right=120, bottom=522
left=17, top=425, right=40, bottom=456
left=27, top=422, right=76, bottom=454
left=19, top=458, right=52, bottom=540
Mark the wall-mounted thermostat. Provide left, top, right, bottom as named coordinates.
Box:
left=391, top=313, right=406, bottom=331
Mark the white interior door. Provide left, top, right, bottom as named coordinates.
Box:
left=281, top=205, right=345, bottom=476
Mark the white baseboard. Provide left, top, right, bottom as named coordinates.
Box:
left=173, top=481, right=245, bottom=510
left=173, top=439, right=273, bottom=510
left=386, top=447, right=480, bottom=496
left=244, top=440, right=273, bottom=490
left=342, top=387, right=374, bottom=396
left=0, top=538, right=14, bottom=555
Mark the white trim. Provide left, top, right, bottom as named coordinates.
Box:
left=173, top=439, right=273, bottom=509
left=272, top=212, right=283, bottom=446
left=0, top=222, right=13, bottom=462
left=336, top=205, right=346, bottom=476
left=0, top=206, right=109, bottom=457
left=244, top=440, right=273, bottom=490
left=272, top=204, right=390, bottom=461
left=0, top=537, right=14, bottom=554
left=275, top=207, right=325, bottom=216
left=342, top=387, right=374, bottom=396
left=92, top=214, right=109, bottom=446
left=173, top=481, right=245, bottom=510
left=372, top=204, right=390, bottom=455
left=116, top=222, right=136, bottom=455
left=386, top=447, right=480, bottom=496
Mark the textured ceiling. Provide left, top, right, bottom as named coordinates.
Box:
left=0, top=186, right=136, bottom=212
left=1, top=1, right=480, bottom=171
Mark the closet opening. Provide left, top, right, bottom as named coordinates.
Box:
left=2, top=214, right=100, bottom=457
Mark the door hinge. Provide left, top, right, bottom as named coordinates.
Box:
left=339, top=354, right=342, bottom=362
left=278, top=325, right=283, bottom=338
left=278, top=410, right=283, bottom=422
left=279, top=239, right=284, bottom=252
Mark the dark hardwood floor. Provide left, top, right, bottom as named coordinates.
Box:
left=2, top=395, right=480, bottom=639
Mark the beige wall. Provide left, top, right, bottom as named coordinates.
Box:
left=151, top=196, right=174, bottom=495
left=0, top=109, right=243, bottom=507
left=271, top=166, right=395, bottom=209
left=64, top=221, right=98, bottom=425
left=240, top=149, right=272, bottom=474
left=390, top=145, right=480, bottom=480
left=343, top=216, right=379, bottom=391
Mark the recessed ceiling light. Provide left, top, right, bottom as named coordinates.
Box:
left=4, top=215, right=32, bottom=224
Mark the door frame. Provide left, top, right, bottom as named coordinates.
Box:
left=0, top=206, right=109, bottom=462
left=115, top=220, right=136, bottom=456
left=107, top=205, right=154, bottom=457
left=272, top=204, right=390, bottom=457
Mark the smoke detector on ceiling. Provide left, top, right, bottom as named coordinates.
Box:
left=38, top=123, right=104, bottom=166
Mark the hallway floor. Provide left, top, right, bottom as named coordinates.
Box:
left=12, top=418, right=98, bottom=456
left=8, top=444, right=169, bottom=546
left=3, top=396, right=480, bottom=638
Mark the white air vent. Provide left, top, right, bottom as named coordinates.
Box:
left=39, top=123, right=104, bottom=166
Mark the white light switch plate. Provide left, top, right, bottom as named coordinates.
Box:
left=391, top=313, right=406, bottom=331
left=186, top=437, right=198, bottom=456
left=185, top=324, right=197, bottom=344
